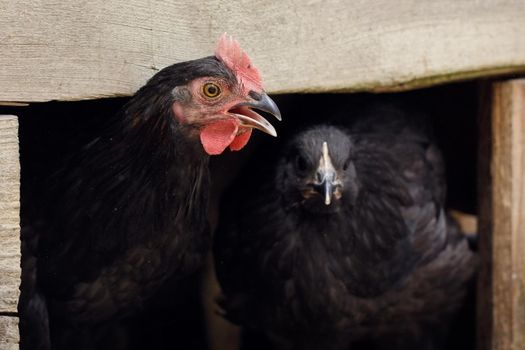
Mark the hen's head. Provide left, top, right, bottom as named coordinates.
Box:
left=277, top=126, right=359, bottom=213
left=132, top=34, right=281, bottom=156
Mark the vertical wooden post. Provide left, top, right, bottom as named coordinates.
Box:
left=0, top=115, right=20, bottom=349
left=478, top=80, right=525, bottom=350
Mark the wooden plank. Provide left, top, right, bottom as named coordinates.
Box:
left=1, top=0, right=525, bottom=102
left=0, top=316, right=18, bottom=350
left=477, top=80, right=525, bottom=350
left=0, top=115, right=20, bottom=314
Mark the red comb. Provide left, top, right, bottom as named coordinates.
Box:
left=215, top=33, right=263, bottom=93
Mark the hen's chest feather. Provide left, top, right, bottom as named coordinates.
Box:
left=37, top=131, right=211, bottom=322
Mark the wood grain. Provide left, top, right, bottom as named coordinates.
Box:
left=0, top=115, right=20, bottom=314
left=1, top=0, right=525, bottom=102
left=0, top=316, right=18, bottom=350
left=477, top=80, right=525, bottom=350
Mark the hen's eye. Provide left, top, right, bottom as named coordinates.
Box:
left=296, top=155, right=308, bottom=173
left=202, top=83, right=221, bottom=98
left=343, top=159, right=350, bottom=171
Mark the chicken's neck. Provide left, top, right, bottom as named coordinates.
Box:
left=46, top=108, right=210, bottom=267
left=289, top=196, right=417, bottom=297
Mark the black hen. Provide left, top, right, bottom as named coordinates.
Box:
left=213, top=105, right=477, bottom=350
left=19, top=35, right=281, bottom=350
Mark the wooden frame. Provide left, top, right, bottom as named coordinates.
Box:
left=478, top=79, right=525, bottom=350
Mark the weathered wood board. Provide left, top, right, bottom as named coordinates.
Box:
left=0, top=115, right=19, bottom=349
left=477, top=79, right=525, bottom=350
left=0, top=316, right=18, bottom=350
left=0, top=115, right=20, bottom=314
left=1, top=0, right=525, bottom=102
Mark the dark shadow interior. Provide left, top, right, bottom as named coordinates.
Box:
left=1, top=81, right=479, bottom=349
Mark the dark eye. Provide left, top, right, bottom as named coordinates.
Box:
left=295, top=155, right=308, bottom=173
left=202, top=83, right=221, bottom=98
left=343, top=158, right=351, bottom=171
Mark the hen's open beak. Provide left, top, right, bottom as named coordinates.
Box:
left=228, top=92, right=281, bottom=137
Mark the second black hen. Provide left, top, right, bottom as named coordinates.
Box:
left=213, top=104, right=477, bottom=350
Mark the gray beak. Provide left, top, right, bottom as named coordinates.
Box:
left=314, top=142, right=340, bottom=205
left=229, top=92, right=281, bottom=137
left=247, top=92, right=282, bottom=121
left=317, top=173, right=336, bottom=206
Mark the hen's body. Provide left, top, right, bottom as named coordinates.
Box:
left=40, top=112, right=209, bottom=323
left=20, top=63, right=213, bottom=349
left=214, top=106, right=477, bottom=350
left=19, top=36, right=281, bottom=349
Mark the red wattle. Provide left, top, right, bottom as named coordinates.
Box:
left=199, top=119, right=239, bottom=155
left=229, top=129, right=252, bottom=151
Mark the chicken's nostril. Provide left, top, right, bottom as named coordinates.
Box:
left=249, top=90, right=262, bottom=101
